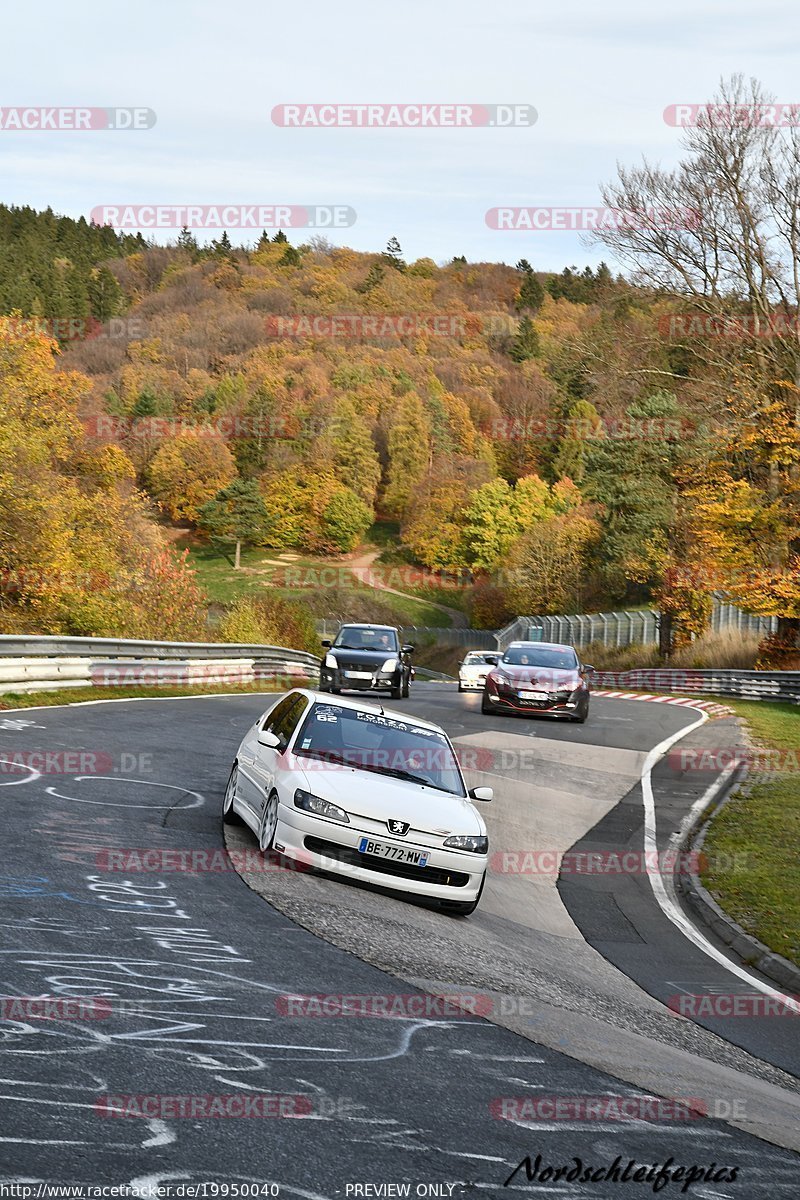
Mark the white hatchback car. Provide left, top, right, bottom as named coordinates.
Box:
left=458, top=650, right=500, bottom=692
left=223, top=690, right=492, bottom=915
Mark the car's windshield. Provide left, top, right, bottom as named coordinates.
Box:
left=502, top=646, right=578, bottom=669
left=291, top=704, right=465, bottom=796
left=463, top=652, right=494, bottom=665
left=333, top=627, right=398, bottom=652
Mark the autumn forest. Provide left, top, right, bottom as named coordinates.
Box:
left=2, top=86, right=799, bottom=665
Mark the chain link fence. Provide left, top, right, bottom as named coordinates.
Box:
left=497, top=595, right=777, bottom=652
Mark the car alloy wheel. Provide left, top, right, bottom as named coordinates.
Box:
left=259, top=790, right=279, bottom=852
left=222, top=764, right=243, bottom=824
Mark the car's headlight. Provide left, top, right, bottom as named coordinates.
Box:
left=493, top=672, right=510, bottom=687
left=294, top=788, right=349, bottom=824
left=442, top=834, right=488, bottom=854
left=380, top=658, right=398, bottom=673
left=324, top=654, right=338, bottom=669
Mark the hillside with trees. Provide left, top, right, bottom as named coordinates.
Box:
left=1, top=82, right=798, bottom=663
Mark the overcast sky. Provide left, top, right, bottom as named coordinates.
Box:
left=3, top=0, right=799, bottom=270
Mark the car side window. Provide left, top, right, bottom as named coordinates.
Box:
left=262, top=694, right=298, bottom=748
left=264, top=693, right=307, bottom=751
left=279, top=695, right=308, bottom=749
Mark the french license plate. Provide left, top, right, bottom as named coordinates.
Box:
left=358, top=838, right=428, bottom=867
left=345, top=671, right=373, bottom=679
left=520, top=690, right=549, bottom=700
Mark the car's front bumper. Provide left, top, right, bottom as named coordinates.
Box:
left=320, top=667, right=399, bottom=692
left=459, top=674, right=487, bottom=690
left=273, top=803, right=486, bottom=901
left=485, top=686, right=587, bottom=715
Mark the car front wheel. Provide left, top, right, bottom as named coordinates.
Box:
left=481, top=691, right=497, bottom=714
left=259, top=791, right=279, bottom=852
left=222, top=764, right=243, bottom=824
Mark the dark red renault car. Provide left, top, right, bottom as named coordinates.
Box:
left=481, top=640, right=593, bottom=723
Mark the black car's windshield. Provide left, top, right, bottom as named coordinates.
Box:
left=502, top=646, right=578, bottom=669
left=291, top=704, right=465, bottom=796
left=333, top=627, right=399, bottom=653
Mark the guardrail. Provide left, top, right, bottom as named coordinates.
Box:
left=0, top=636, right=321, bottom=696
left=0, top=635, right=321, bottom=664
left=592, top=668, right=800, bottom=705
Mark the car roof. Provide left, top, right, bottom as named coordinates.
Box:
left=289, top=688, right=445, bottom=733
left=505, top=640, right=576, bottom=652
left=337, top=623, right=397, bottom=631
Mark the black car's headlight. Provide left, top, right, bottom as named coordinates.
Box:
left=294, top=788, right=349, bottom=824
left=442, top=834, right=488, bottom=854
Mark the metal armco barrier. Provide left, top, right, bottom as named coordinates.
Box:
left=0, top=637, right=320, bottom=696
left=592, top=669, right=800, bottom=705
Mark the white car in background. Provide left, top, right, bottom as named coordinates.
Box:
left=223, top=690, right=492, bottom=915
left=458, top=650, right=500, bottom=692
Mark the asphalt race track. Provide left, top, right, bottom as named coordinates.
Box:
left=0, top=684, right=798, bottom=1198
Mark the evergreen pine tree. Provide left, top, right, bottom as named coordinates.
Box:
left=509, top=316, right=541, bottom=362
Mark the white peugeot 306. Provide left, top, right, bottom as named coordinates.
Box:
left=223, top=689, right=492, bottom=915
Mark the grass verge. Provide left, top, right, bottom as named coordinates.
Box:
left=698, top=699, right=799, bottom=969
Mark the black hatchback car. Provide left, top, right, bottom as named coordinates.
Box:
left=319, top=624, right=414, bottom=699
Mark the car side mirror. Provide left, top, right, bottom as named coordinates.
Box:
left=258, top=729, right=281, bottom=749
left=468, top=786, right=493, bottom=802
left=401, top=644, right=415, bottom=654
left=321, top=639, right=331, bottom=648
left=581, top=663, right=595, bottom=673
left=485, top=655, right=499, bottom=665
